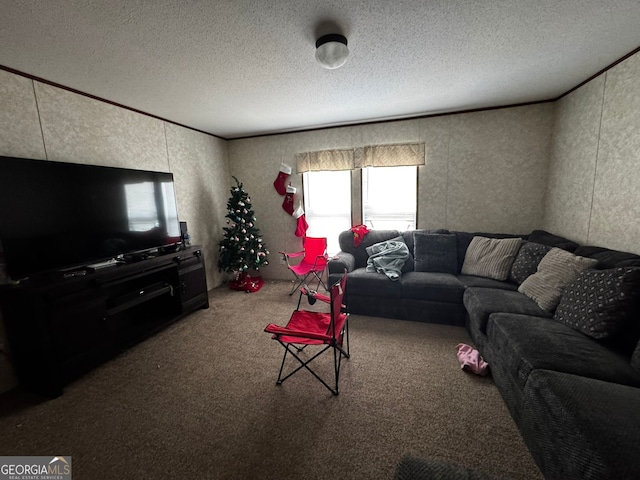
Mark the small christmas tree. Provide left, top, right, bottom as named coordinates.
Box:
left=218, top=177, right=269, bottom=287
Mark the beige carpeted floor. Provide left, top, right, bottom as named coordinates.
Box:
left=0, top=280, right=542, bottom=480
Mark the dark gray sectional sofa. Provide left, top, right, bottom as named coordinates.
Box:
left=328, top=228, right=640, bottom=479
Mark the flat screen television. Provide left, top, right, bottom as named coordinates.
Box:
left=0, top=155, right=182, bottom=280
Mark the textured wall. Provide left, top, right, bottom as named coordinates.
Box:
left=34, top=82, right=168, bottom=170
left=229, top=103, right=554, bottom=280
left=446, top=105, right=553, bottom=233
left=0, top=70, right=46, bottom=159
left=543, top=78, right=604, bottom=241
left=544, top=50, right=640, bottom=254
left=165, top=123, right=229, bottom=287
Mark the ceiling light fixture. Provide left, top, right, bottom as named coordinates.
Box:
left=315, top=33, right=349, bottom=69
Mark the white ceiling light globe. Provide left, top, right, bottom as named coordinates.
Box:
left=315, top=34, right=349, bottom=69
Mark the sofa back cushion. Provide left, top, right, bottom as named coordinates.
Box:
left=461, top=236, right=522, bottom=281
left=528, top=229, right=579, bottom=252
left=518, top=248, right=598, bottom=312
left=573, top=245, right=640, bottom=269
left=413, top=232, right=457, bottom=274
left=401, top=228, right=449, bottom=256
left=508, top=241, right=552, bottom=285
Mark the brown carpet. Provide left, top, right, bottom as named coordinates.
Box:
left=0, top=280, right=542, bottom=480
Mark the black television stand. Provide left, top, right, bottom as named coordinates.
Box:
left=0, top=246, right=209, bottom=398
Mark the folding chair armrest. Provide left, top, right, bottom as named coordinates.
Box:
left=264, top=323, right=331, bottom=342
left=312, top=253, right=329, bottom=269
left=280, top=250, right=305, bottom=268
left=279, top=250, right=305, bottom=258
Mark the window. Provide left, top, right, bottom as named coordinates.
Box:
left=303, top=171, right=351, bottom=255
left=362, top=165, right=417, bottom=230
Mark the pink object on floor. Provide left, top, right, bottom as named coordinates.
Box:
left=456, top=343, right=489, bottom=376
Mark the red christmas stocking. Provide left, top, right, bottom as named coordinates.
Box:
left=293, top=204, right=308, bottom=237
left=282, top=185, right=296, bottom=215
left=273, top=163, right=291, bottom=195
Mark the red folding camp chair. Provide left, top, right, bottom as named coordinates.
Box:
left=264, top=271, right=350, bottom=395
left=280, top=236, right=328, bottom=295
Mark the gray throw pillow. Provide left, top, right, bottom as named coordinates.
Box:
left=413, top=232, right=457, bottom=274
left=508, top=241, right=552, bottom=284
left=518, top=248, right=599, bottom=312
left=554, top=267, right=640, bottom=340
left=461, top=236, right=522, bottom=281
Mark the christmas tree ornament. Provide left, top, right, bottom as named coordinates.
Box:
left=273, top=163, right=292, bottom=195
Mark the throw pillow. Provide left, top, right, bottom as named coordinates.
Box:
left=460, top=236, right=522, bottom=281
left=554, top=267, right=640, bottom=340
left=508, top=241, right=552, bottom=284
left=518, top=248, right=599, bottom=312
left=413, top=232, right=457, bottom=274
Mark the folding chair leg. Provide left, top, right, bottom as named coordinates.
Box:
left=275, top=341, right=341, bottom=395
left=288, top=276, right=305, bottom=296
left=312, top=271, right=328, bottom=293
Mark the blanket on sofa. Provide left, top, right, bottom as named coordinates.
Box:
left=366, top=240, right=410, bottom=281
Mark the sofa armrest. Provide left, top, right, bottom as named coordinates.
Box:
left=328, top=252, right=355, bottom=274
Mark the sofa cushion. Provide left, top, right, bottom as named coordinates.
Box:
left=463, top=287, right=550, bottom=335
left=527, top=229, right=579, bottom=252
left=461, top=236, right=522, bottom=281
left=508, top=241, right=552, bottom=285
left=518, top=248, right=598, bottom=312
left=344, top=267, right=402, bottom=298
left=487, top=313, right=640, bottom=388
left=573, top=245, right=640, bottom=269
left=413, top=232, right=457, bottom=274
left=457, top=274, right=518, bottom=291
left=401, top=271, right=464, bottom=303
left=554, top=267, right=640, bottom=341
left=520, top=370, right=640, bottom=480
left=401, top=229, right=449, bottom=256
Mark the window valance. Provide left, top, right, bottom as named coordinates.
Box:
left=354, top=143, right=425, bottom=168
left=296, top=143, right=425, bottom=173
left=295, top=149, right=354, bottom=173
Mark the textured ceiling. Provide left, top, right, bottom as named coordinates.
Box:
left=1, top=0, right=640, bottom=139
